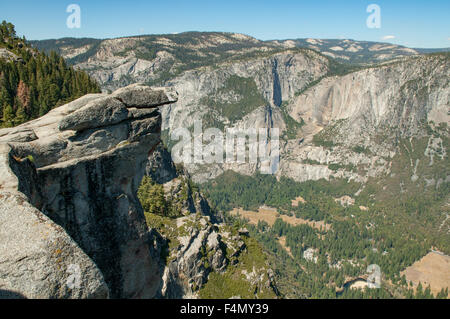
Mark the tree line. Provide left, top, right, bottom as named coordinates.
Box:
left=0, top=21, right=100, bottom=128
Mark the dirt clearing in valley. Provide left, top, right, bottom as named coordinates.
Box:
left=291, top=196, right=306, bottom=207
left=401, top=251, right=450, bottom=295
left=229, top=206, right=330, bottom=231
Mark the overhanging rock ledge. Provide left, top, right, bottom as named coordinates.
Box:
left=0, top=83, right=178, bottom=298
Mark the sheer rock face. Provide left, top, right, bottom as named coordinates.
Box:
left=278, top=55, right=450, bottom=183
left=146, top=144, right=178, bottom=184
left=289, top=55, right=450, bottom=133
left=163, top=54, right=449, bottom=184
left=0, top=83, right=178, bottom=298
left=160, top=50, right=329, bottom=183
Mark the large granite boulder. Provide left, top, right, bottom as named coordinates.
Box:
left=0, top=84, right=178, bottom=298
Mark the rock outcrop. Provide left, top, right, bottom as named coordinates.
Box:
left=146, top=144, right=178, bottom=184
left=156, top=214, right=229, bottom=298
left=0, top=48, right=23, bottom=63
left=146, top=147, right=220, bottom=222
left=0, top=83, right=178, bottom=298
left=149, top=213, right=276, bottom=299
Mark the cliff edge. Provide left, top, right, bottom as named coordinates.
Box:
left=0, top=84, right=178, bottom=298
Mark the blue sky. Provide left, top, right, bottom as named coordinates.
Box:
left=1, top=0, right=449, bottom=48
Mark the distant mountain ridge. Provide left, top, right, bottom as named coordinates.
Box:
left=270, top=38, right=449, bottom=64
left=31, top=32, right=449, bottom=67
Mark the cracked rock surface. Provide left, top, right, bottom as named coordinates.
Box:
left=0, top=84, right=178, bottom=298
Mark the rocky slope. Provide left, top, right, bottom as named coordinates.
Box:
left=0, top=84, right=178, bottom=298
left=32, top=33, right=447, bottom=88
left=279, top=54, right=450, bottom=183
left=144, top=146, right=278, bottom=298
left=162, top=53, right=448, bottom=184
left=160, top=48, right=329, bottom=182
left=147, top=212, right=278, bottom=299
left=31, top=33, right=449, bottom=186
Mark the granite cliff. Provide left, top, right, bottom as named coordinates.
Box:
left=0, top=84, right=177, bottom=298
left=162, top=53, right=449, bottom=184
left=0, top=82, right=278, bottom=299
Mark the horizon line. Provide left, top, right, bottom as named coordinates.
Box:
left=26, top=31, right=450, bottom=50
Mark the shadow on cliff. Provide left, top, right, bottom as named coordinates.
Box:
left=0, top=289, right=27, bottom=299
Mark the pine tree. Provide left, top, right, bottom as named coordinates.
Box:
left=13, top=97, right=27, bottom=125
left=1, top=103, right=14, bottom=127
left=416, top=282, right=423, bottom=299
left=138, top=176, right=169, bottom=216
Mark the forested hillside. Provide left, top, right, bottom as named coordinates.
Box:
left=0, top=21, right=100, bottom=128
left=203, top=169, right=449, bottom=299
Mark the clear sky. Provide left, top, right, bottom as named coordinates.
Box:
left=1, top=0, right=449, bottom=48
